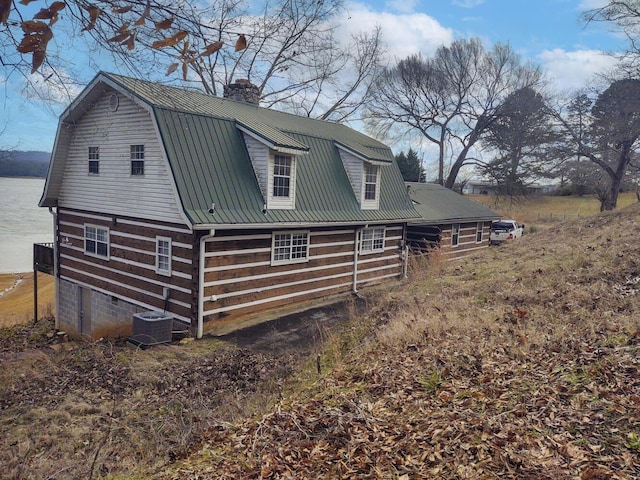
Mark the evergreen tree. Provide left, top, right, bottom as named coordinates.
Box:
left=395, top=148, right=424, bottom=182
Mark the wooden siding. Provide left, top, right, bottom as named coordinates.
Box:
left=439, top=221, right=492, bottom=259
left=58, top=88, right=185, bottom=224
left=408, top=221, right=492, bottom=259
left=57, top=209, right=195, bottom=329
left=201, top=224, right=405, bottom=334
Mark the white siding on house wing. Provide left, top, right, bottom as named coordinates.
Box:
left=339, top=150, right=363, bottom=204
left=243, top=133, right=269, bottom=199
left=58, top=88, right=185, bottom=224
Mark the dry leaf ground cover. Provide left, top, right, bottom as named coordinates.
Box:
left=1, top=203, right=639, bottom=479
left=160, top=204, right=640, bottom=479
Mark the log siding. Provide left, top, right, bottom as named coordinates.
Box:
left=200, top=224, right=405, bottom=333
left=439, top=221, right=492, bottom=259
left=56, top=208, right=195, bottom=336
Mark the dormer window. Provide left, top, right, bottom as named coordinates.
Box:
left=273, top=155, right=292, bottom=197
left=268, top=153, right=296, bottom=209
left=362, top=163, right=380, bottom=210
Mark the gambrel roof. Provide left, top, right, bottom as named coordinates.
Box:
left=41, top=72, right=418, bottom=227
left=406, top=182, right=501, bottom=224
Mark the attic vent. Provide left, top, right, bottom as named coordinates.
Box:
left=223, top=79, right=260, bottom=104
left=109, top=93, right=119, bottom=112
left=130, top=311, right=173, bottom=347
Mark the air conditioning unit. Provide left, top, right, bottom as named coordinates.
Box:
left=130, top=311, right=173, bottom=347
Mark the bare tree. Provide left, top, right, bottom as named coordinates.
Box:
left=1, top=0, right=383, bottom=121
left=555, top=78, right=640, bottom=210
left=582, top=1, right=640, bottom=65
left=365, top=39, right=543, bottom=189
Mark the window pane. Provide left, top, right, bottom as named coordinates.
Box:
left=364, top=165, right=378, bottom=201
left=131, top=160, right=144, bottom=175
left=273, top=155, right=292, bottom=197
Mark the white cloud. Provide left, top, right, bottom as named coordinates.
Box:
left=384, top=0, right=420, bottom=14
left=537, top=48, right=619, bottom=92
left=341, top=2, right=454, bottom=60
left=451, top=0, right=485, bottom=8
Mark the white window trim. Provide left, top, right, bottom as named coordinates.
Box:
left=451, top=223, right=460, bottom=247
left=475, top=222, right=484, bottom=243
left=360, top=227, right=385, bottom=254
left=84, top=224, right=110, bottom=260
left=361, top=163, right=380, bottom=210
left=156, top=236, right=172, bottom=276
left=271, top=230, right=309, bottom=265
left=88, top=146, right=99, bottom=175
left=267, top=153, right=296, bottom=210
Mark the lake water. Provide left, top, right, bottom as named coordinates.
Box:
left=0, top=177, right=53, bottom=274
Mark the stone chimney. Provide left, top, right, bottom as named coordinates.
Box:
left=223, top=79, right=260, bottom=105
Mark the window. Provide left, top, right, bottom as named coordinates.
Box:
left=451, top=223, right=460, bottom=247
left=267, top=153, right=296, bottom=210
left=272, top=231, right=309, bottom=264
left=85, top=225, right=109, bottom=259
left=156, top=237, right=172, bottom=275
left=273, top=155, right=292, bottom=197
left=130, top=144, right=145, bottom=176
left=361, top=163, right=380, bottom=210
left=361, top=227, right=385, bottom=253
left=476, top=222, right=483, bottom=243
left=88, top=146, right=99, bottom=174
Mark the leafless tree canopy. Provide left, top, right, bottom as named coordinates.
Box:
left=365, top=38, right=543, bottom=189
left=1, top=0, right=384, bottom=121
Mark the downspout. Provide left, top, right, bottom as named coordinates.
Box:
left=197, top=229, right=216, bottom=339
left=353, top=227, right=362, bottom=293
left=402, top=224, right=409, bottom=279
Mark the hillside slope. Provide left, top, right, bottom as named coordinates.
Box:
left=160, top=205, right=640, bottom=479
left=1, top=204, right=638, bottom=479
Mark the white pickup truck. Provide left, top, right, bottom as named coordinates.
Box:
left=490, top=220, right=525, bottom=245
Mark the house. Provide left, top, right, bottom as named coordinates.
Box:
left=39, top=72, right=420, bottom=339
left=405, top=182, right=501, bottom=259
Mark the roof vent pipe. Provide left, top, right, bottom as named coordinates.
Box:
left=223, top=79, right=260, bottom=105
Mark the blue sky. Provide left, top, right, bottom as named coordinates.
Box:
left=0, top=0, right=626, bottom=153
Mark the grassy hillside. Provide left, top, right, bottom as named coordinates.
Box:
left=0, top=201, right=639, bottom=479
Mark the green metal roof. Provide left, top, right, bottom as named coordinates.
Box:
left=405, top=182, right=501, bottom=225
left=97, top=72, right=417, bottom=226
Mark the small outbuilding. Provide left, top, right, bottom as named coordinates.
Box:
left=405, top=182, right=501, bottom=259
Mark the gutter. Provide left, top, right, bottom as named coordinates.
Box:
left=192, top=219, right=417, bottom=231
left=197, top=228, right=216, bottom=339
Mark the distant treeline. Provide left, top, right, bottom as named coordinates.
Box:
left=0, top=150, right=51, bottom=178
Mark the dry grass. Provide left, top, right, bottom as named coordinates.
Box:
left=0, top=273, right=54, bottom=328
left=469, top=191, right=638, bottom=226
left=159, top=203, right=640, bottom=479
left=2, top=200, right=640, bottom=479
